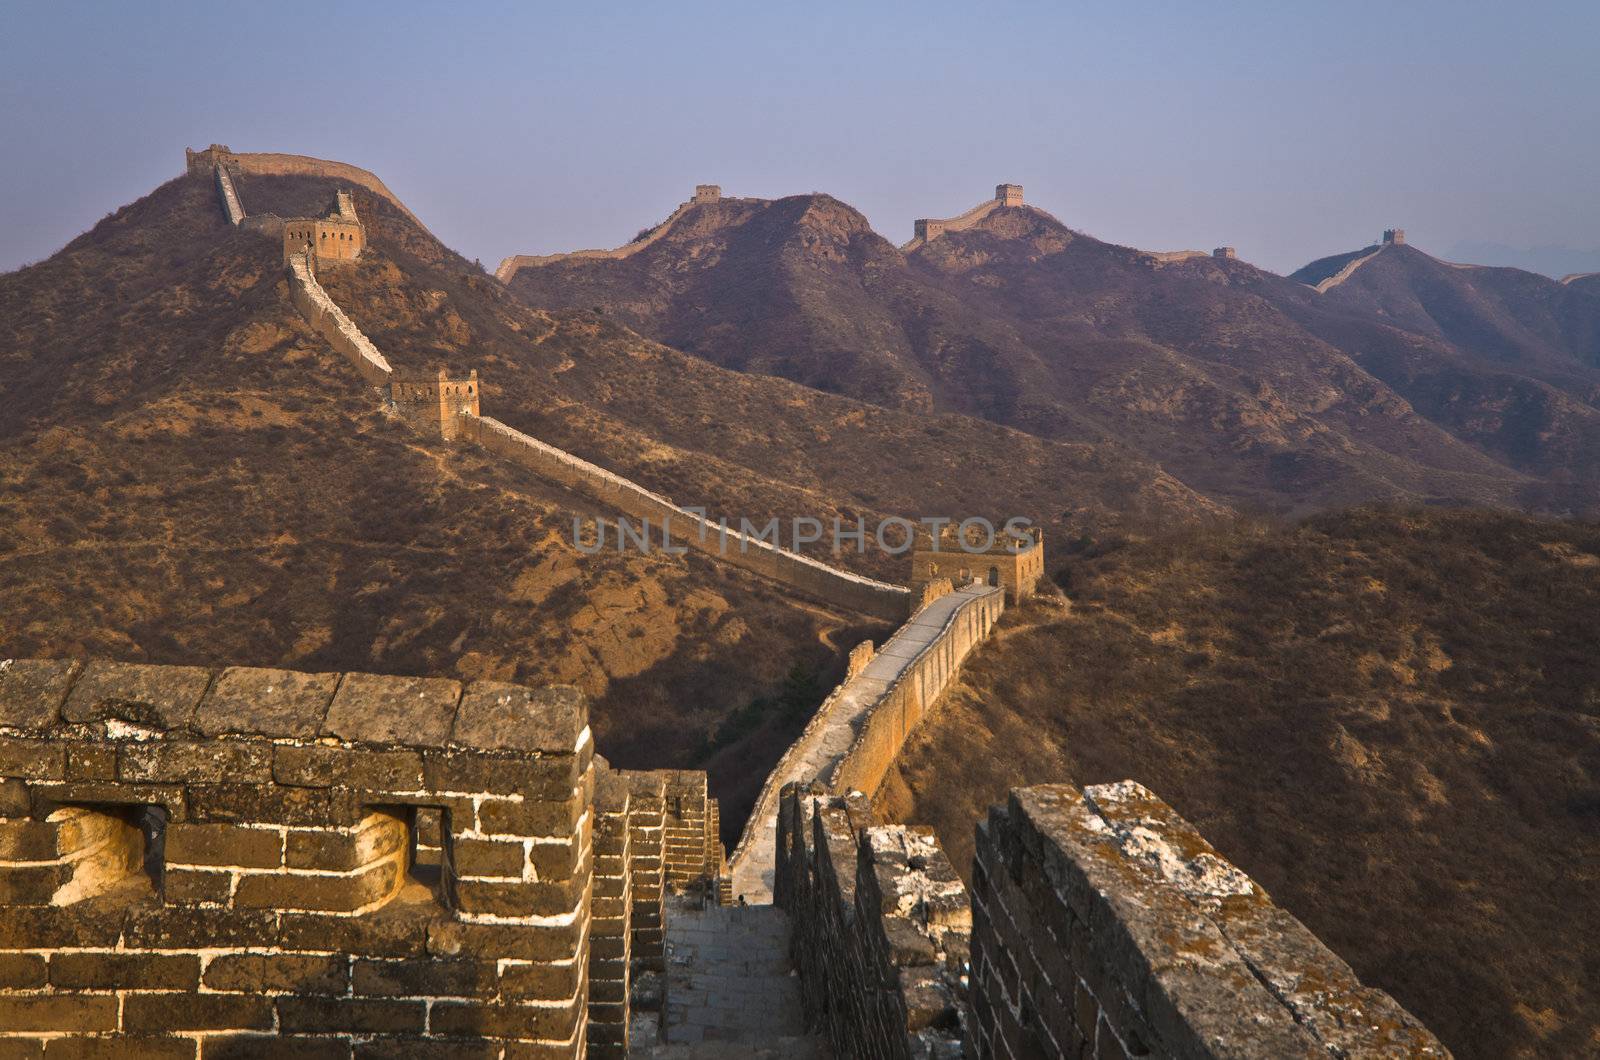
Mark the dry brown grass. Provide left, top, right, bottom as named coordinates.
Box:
left=885, top=507, right=1600, bottom=1059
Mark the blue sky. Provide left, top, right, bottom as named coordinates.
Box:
left=3, top=1, right=1598, bottom=276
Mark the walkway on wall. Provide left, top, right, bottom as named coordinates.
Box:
left=635, top=898, right=827, bottom=1057
left=1311, top=246, right=1384, bottom=293
left=729, top=583, right=1001, bottom=904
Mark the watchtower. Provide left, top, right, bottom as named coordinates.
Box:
left=995, top=184, right=1025, bottom=207
left=1383, top=228, right=1406, bottom=245
left=1213, top=246, right=1237, bottom=259
left=909, top=524, right=1044, bottom=603
left=390, top=368, right=480, bottom=440
left=282, top=190, right=366, bottom=266
left=693, top=185, right=722, bottom=204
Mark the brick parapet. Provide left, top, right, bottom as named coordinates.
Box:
left=0, top=656, right=595, bottom=1055
left=620, top=772, right=667, bottom=972
left=287, top=251, right=393, bottom=387
left=776, top=784, right=968, bottom=1057
left=967, top=782, right=1451, bottom=1059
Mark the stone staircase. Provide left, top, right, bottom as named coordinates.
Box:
left=630, top=898, right=829, bottom=1057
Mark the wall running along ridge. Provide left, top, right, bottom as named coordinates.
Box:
left=286, top=252, right=393, bottom=387
left=728, top=580, right=1004, bottom=902
left=495, top=189, right=724, bottom=283
left=458, top=415, right=911, bottom=621
left=187, top=145, right=433, bottom=238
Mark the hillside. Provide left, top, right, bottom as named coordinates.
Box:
left=881, top=508, right=1600, bottom=1060
left=0, top=171, right=888, bottom=836
left=0, top=161, right=1220, bottom=838
left=505, top=191, right=1600, bottom=515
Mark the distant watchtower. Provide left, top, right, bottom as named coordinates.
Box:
left=390, top=368, right=480, bottom=440
left=910, top=524, right=1044, bottom=604
left=1383, top=228, right=1406, bottom=246
left=1213, top=246, right=1237, bottom=259
left=995, top=184, right=1024, bottom=207
left=693, top=185, right=722, bottom=204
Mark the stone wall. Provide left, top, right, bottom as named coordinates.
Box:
left=186, top=145, right=433, bottom=237
left=459, top=414, right=912, bottom=621
left=968, top=782, right=1450, bottom=1059
left=826, top=585, right=1004, bottom=798
left=496, top=189, right=714, bottom=283
left=661, top=771, right=720, bottom=887
left=0, top=656, right=596, bottom=1055
left=588, top=770, right=633, bottom=1057
left=214, top=166, right=245, bottom=227
left=623, top=773, right=667, bottom=972
left=776, top=785, right=969, bottom=1058
left=286, top=252, right=393, bottom=387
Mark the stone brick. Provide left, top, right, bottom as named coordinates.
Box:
left=351, top=957, right=495, bottom=997
left=186, top=783, right=353, bottom=827
left=195, top=667, right=340, bottom=738
left=452, top=682, right=585, bottom=755
left=277, top=996, right=427, bottom=1034
left=42, top=1039, right=196, bottom=1060
left=279, top=910, right=432, bottom=959
left=0, top=861, right=73, bottom=904
left=0, top=952, right=48, bottom=989
left=450, top=836, right=525, bottom=877
left=526, top=834, right=590, bottom=881
left=498, top=958, right=582, bottom=1001
left=0, top=996, right=119, bottom=1032
left=0, top=777, right=29, bottom=816
left=65, top=744, right=116, bottom=781
left=427, top=917, right=585, bottom=963
left=424, top=750, right=577, bottom=798
left=203, top=953, right=348, bottom=995
left=273, top=745, right=424, bottom=790
left=163, top=868, right=233, bottom=904
left=123, top=908, right=277, bottom=950
left=321, top=673, right=461, bottom=747
left=477, top=792, right=584, bottom=838
left=125, top=993, right=274, bottom=1032
left=62, top=661, right=212, bottom=729
left=120, top=741, right=272, bottom=785
left=354, top=1043, right=500, bottom=1060
left=453, top=876, right=585, bottom=918
left=428, top=999, right=581, bottom=1040
left=50, top=952, right=200, bottom=990
left=0, top=658, right=79, bottom=729
left=233, top=853, right=402, bottom=912
left=0, top=1039, right=41, bottom=1060
left=0, top=737, right=65, bottom=780
left=165, top=822, right=282, bottom=868
left=28, top=781, right=186, bottom=820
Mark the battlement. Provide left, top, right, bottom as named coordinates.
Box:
left=777, top=779, right=1449, bottom=1058
left=390, top=368, right=481, bottom=440
left=1384, top=227, right=1407, bottom=245
left=910, top=184, right=1025, bottom=247
left=1214, top=245, right=1237, bottom=258
left=910, top=523, right=1043, bottom=602
left=995, top=183, right=1024, bottom=206
left=692, top=184, right=722, bottom=204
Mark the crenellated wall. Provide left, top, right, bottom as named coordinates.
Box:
left=496, top=186, right=733, bottom=283
left=776, top=784, right=970, bottom=1058
left=968, top=783, right=1451, bottom=1058
left=775, top=775, right=1451, bottom=1059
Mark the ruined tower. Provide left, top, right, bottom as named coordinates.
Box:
left=1383, top=228, right=1406, bottom=245
left=693, top=184, right=722, bottom=204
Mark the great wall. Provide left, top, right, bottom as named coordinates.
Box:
left=0, top=151, right=1453, bottom=1056
left=495, top=185, right=726, bottom=285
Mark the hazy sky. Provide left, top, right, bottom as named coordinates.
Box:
left=4, top=1, right=1598, bottom=277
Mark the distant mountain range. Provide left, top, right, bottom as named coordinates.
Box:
left=1444, top=240, right=1600, bottom=281
left=504, top=190, right=1600, bottom=515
